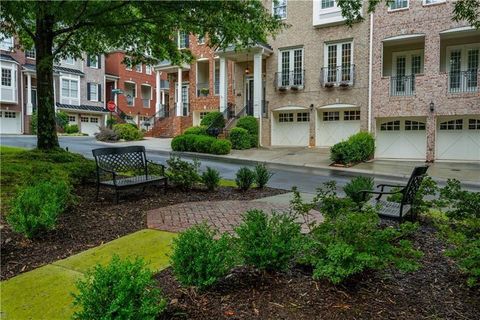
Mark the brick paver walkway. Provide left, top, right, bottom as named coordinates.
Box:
left=147, top=200, right=323, bottom=234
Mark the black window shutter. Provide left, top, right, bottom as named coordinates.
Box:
left=98, top=84, right=102, bottom=101
left=87, top=83, right=91, bottom=100
left=97, top=55, right=101, bottom=69
left=86, top=55, right=90, bottom=67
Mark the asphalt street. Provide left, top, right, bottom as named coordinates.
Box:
left=0, top=135, right=472, bottom=193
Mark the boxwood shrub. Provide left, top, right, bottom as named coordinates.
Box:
left=200, top=111, right=225, bottom=129
left=236, top=116, right=259, bottom=147
left=113, top=124, right=144, bottom=141
left=171, top=134, right=231, bottom=155
left=184, top=125, right=208, bottom=136
left=330, top=132, right=375, bottom=165
left=229, top=127, right=251, bottom=150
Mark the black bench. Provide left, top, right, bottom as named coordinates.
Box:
left=92, top=146, right=167, bottom=204
left=360, top=166, right=429, bottom=221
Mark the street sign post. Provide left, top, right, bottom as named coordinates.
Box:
left=107, top=101, right=116, bottom=129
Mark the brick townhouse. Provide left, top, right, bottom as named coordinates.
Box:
left=149, top=31, right=236, bottom=137
left=0, top=35, right=108, bottom=135
left=371, top=0, right=479, bottom=162
left=105, top=51, right=166, bottom=131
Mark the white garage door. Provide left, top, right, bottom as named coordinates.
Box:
left=0, top=111, right=21, bottom=134
left=376, top=118, right=427, bottom=160
left=316, top=110, right=361, bottom=147
left=436, top=117, right=480, bottom=161
left=80, top=116, right=101, bottom=136
left=271, top=111, right=309, bottom=146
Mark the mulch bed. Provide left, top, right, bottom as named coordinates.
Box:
left=0, top=185, right=286, bottom=280
left=156, top=224, right=480, bottom=320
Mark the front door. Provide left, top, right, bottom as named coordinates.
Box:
left=245, top=78, right=254, bottom=116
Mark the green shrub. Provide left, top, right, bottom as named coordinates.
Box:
left=184, top=125, right=208, bottom=135
left=171, top=134, right=197, bottom=152
left=229, top=127, right=251, bottom=150
left=94, top=127, right=119, bottom=142
left=313, top=181, right=356, bottom=220
left=55, top=111, right=69, bottom=129
left=193, top=135, right=215, bottom=153
left=254, top=163, right=272, bottom=189
left=343, top=176, right=374, bottom=204
left=330, top=132, right=375, bottom=165
left=64, top=124, right=79, bottom=134
left=113, top=124, right=143, bottom=141
left=235, top=167, right=255, bottom=191
left=7, top=180, right=72, bottom=238
left=200, top=111, right=225, bottom=129
left=30, top=112, right=38, bottom=134
left=235, top=210, right=301, bottom=271
left=106, top=116, right=117, bottom=127
left=236, top=116, right=259, bottom=147
left=166, top=156, right=201, bottom=190
left=72, top=255, right=166, bottom=320
left=438, top=179, right=480, bottom=221
left=201, top=167, right=221, bottom=191
left=210, top=139, right=231, bottom=155
left=387, top=176, right=438, bottom=216
left=170, top=224, right=235, bottom=289
left=305, top=209, right=422, bottom=284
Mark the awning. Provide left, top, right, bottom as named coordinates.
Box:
left=317, top=104, right=358, bottom=110
left=273, top=105, right=309, bottom=112
left=383, top=34, right=425, bottom=42
left=440, top=26, right=479, bottom=39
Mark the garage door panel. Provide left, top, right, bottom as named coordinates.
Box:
left=0, top=111, right=21, bottom=134
left=271, top=122, right=309, bottom=146
left=80, top=116, right=101, bottom=136
left=317, top=121, right=360, bottom=147
left=436, top=117, right=480, bottom=161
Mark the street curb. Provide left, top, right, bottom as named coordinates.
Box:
left=144, top=148, right=480, bottom=188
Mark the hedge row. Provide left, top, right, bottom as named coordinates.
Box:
left=171, top=134, right=231, bottom=155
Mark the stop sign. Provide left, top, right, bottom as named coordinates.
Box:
left=107, top=100, right=116, bottom=112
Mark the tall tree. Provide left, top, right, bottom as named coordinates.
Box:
left=0, top=0, right=284, bottom=150
left=336, top=0, right=480, bottom=28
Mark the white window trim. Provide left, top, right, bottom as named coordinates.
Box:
left=446, top=43, right=480, bottom=72
left=87, top=55, right=99, bottom=68
left=140, top=83, right=153, bottom=101
left=1, top=65, right=15, bottom=88
left=89, top=82, right=99, bottom=102
left=135, top=64, right=142, bottom=73
left=272, top=0, right=287, bottom=20
left=178, top=31, right=189, bottom=49
left=60, top=75, right=80, bottom=104
left=323, top=41, right=354, bottom=68
left=319, top=0, right=340, bottom=14
left=388, top=0, right=409, bottom=12
left=277, top=47, right=304, bottom=85
left=0, top=35, right=14, bottom=51
left=64, top=57, right=75, bottom=65
left=25, top=49, right=36, bottom=60
left=391, top=49, right=424, bottom=76
left=422, top=0, right=445, bottom=6
left=0, top=63, right=17, bottom=103
left=145, top=65, right=152, bottom=75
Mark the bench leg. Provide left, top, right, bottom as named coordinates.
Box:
left=115, top=189, right=120, bottom=204
left=96, top=184, right=100, bottom=201
left=164, top=179, right=167, bottom=194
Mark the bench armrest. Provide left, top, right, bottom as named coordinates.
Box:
left=360, top=189, right=404, bottom=201
left=96, top=166, right=118, bottom=185
left=376, top=184, right=406, bottom=192
left=146, top=160, right=166, bottom=176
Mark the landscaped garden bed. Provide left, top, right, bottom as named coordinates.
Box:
left=156, top=222, right=479, bottom=319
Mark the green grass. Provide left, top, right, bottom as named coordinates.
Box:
left=219, top=179, right=237, bottom=187
left=0, top=229, right=176, bottom=320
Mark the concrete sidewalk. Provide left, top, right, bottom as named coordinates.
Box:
left=113, top=138, right=480, bottom=186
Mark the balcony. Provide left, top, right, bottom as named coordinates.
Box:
left=320, top=65, right=355, bottom=88
left=142, top=99, right=150, bottom=108
left=196, top=82, right=209, bottom=97
left=390, top=75, right=415, bottom=96
left=274, top=70, right=305, bottom=91
left=448, top=70, right=478, bottom=93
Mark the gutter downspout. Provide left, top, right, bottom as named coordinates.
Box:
left=368, top=12, right=373, bottom=132
left=20, top=69, right=24, bottom=134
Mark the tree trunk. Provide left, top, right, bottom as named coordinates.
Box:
left=35, top=1, right=59, bottom=150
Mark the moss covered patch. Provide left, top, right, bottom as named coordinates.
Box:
left=0, top=229, right=176, bottom=320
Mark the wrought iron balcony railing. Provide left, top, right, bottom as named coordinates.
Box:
left=274, top=70, right=305, bottom=90
left=390, top=75, right=415, bottom=96
left=196, top=82, right=210, bottom=97
left=448, top=70, right=478, bottom=93
left=320, top=65, right=355, bottom=87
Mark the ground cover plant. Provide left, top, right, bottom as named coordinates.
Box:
left=73, top=255, right=167, bottom=320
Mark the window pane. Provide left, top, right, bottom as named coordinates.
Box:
left=62, top=79, right=70, bottom=97
left=449, top=50, right=462, bottom=89
left=321, top=0, right=335, bottom=9
left=341, top=43, right=352, bottom=81
left=327, top=45, right=337, bottom=82
left=281, top=51, right=290, bottom=86
left=70, top=80, right=78, bottom=97
left=1, top=69, right=12, bottom=86
left=293, top=49, right=303, bottom=85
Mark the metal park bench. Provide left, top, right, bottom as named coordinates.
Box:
left=360, top=166, right=429, bottom=221
left=92, top=146, right=167, bottom=204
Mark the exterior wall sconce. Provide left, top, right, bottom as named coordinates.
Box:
left=245, top=66, right=250, bottom=74
left=429, top=101, right=435, bottom=112
left=310, top=104, right=314, bottom=111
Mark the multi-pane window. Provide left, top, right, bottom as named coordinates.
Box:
left=392, top=51, right=423, bottom=95
left=4, top=111, right=16, bottom=118
left=200, top=112, right=209, bottom=120
left=405, top=120, right=426, bottom=130
left=448, top=45, right=479, bottom=93
left=380, top=120, right=400, bottom=131
left=0, top=35, right=14, bottom=51
left=145, top=65, right=152, bottom=75
left=323, top=111, right=340, bottom=121
left=321, top=0, right=335, bottom=9
left=389, top=0, right=409, bottom=10
left=25, top=48, right=36, bottom=59
left=87, top=55, right=99, bottom=68
left=80, top=116, right=89, bottom=123
left=135, top=64, right=142, bottom=73
left=467, top=48, right=479, bottom=88
left=273, top=0, right=287, bottom=19
left=297, top=112, right=310, bottom=122
left=214, top=60, right=220, bottom=95
left=88, top=83, right=98, bottom=101
left=344, top=110, right=360, bottom=121
left=1, top=69, right=12, bottom=86
left=424, top=0, right=445, bottom=4
left=178, top=31, right=189, bottom=49
left=325, top=42, right=353, bottom=84
left=68, top=116, right=76, bottom=122
left=90, top=117, right=99, bottom=123
left=64, top=56, right=75, bottom=65
left=468, top=119, right=480, bottom=130
left=279, top=113, right=294, bottom=122
left=439, top=119, right=463, bottom=130
left=61, top=79, right=78, bottom=98
left=278, top=48, right=303, bottom=86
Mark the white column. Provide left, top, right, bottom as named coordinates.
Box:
left=161, top=90, right=165, bottom=105
left=219, top=57, right=228, bottom=112
left=177, top=68, right=182, bottom=116
left=253, top=52, right=262, bottom=118
left=26, top=73, right=33, bottom=115
left=155, top=70, right=161, bottom=114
